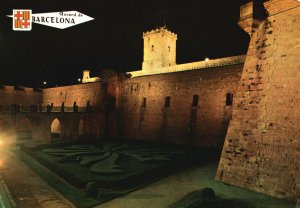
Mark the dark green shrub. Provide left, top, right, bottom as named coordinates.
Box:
left=201, top=187, right=215, bottom=202
left=85, top=181, right=98, bottom=198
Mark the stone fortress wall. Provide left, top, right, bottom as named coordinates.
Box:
left=20, top=56, right=243, bottom=148
left=38, top=26, right=246, bottom=148
left=217, top=0, right=300, bottom=201
left=120, top=63, right=243, bottom=147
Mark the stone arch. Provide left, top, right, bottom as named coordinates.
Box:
left=51, top=118, right=61, bottom=139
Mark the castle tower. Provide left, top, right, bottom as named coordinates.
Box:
left=82, top=70, right=90, bottom=83
left=142, top=27, right=177, bottom=71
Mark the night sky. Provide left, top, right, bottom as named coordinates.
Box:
left=0, top=0, right=251, bottom=88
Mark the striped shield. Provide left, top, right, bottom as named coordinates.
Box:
left=13, top=10, right=32, bottom=31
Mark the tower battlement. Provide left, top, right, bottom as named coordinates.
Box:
left=143, top=27, right=177, bottom=39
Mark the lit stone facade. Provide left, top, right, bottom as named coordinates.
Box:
left=217, top=0, right=300, bottom=201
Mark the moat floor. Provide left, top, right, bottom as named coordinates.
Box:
left=0, top=147, right=296, bottom=208
left=96, top=160, right=296, bottom=208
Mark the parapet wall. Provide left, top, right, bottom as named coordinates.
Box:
left=0, top=86, right=42, bottom=106
left=130, top=55, right=245, bottom=77
left=42, top=82, right=103, bottom=107
left=120, top=63, right=243, bottom=147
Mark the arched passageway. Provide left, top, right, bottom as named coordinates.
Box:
left=51, top=118, right=61, bottom=139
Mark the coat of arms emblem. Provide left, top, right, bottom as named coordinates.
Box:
left=13, top=10, right=32, bottom=31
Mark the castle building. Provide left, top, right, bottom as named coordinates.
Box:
left=0, top=0, right=299, bottom=202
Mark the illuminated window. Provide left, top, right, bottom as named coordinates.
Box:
left=192, top=95, right=199, bottom=107
left=165, top=96, right=171, bottom=108
left=142, top=97, right=146, bottom=108
left=226, top=93, right=233, bottom=106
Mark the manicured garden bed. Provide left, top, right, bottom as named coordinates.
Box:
left=18, top=140, right=215, bottom=208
